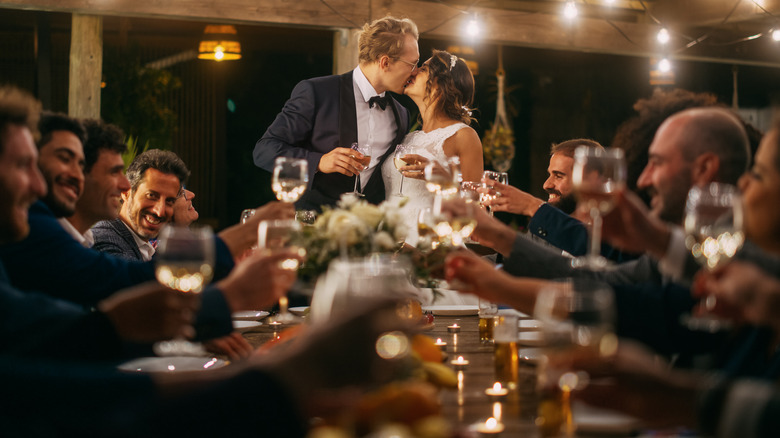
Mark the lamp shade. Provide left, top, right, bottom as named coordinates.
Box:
left=198, top=25, right=241, bottom=61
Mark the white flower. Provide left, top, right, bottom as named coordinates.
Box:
left=350, top=203, right=384, bottom=229
left=325, top=210, right=366, bottom=245
left=337, top=192, right=360, bottom=209
left=373, top=231, right=396, bottom=250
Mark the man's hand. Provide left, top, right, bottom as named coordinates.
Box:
left=216, top=249, right=303, bottom=312
left=440, top=198, right=516, bottom=256
left=318, top=147, right=367, bottom=176
left=218, top=201, right=295, bottom=258
left=483, top=181, right=545, bottom=217
left=204, top=331, right=253, bottom=360
left=98, top=282, right=199, bottom=343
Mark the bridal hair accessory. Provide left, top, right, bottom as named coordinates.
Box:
left=450, top=55, right=458, bottom=70
left=462, top=106, right=472, bottom=117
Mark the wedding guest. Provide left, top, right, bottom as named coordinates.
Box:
left=92, top=149, right=189, bottom=261
left=34, top=112, right=86, bottom=218
left=60, top=118, right=129, bottom=246
left=172, top=185, right=199, bottom=226
left=254, top=16, right=417, bottom=210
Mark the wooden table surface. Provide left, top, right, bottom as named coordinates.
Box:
left=238, top=311, right=546, bottom=437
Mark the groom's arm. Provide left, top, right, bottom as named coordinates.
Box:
left=254, top=79, right=324, bottom=184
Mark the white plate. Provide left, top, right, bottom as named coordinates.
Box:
left=422, top=305, right=479, bottom=316
left=118, top=356, right=226, bottom=373
left=288, top=306, right=309, bottom=316
left=233, top=320, right=262, bottom=329
left=573, top=401, right=642, bottom=435
left=518, top=319, right=542, bottom=331
left=231, top=310, right=269, bottom=321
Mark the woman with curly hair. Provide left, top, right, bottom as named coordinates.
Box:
left=382, top=50, right=483, bottom=245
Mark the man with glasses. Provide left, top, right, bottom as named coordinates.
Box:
left=254, top=16, right=419, bottom=210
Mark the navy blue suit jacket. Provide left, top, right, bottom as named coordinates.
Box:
left=92, top=218, right=144, bottom=261
left=0, top=202, right=235, bottom=307
left=254, top=71, right=410, bottom=210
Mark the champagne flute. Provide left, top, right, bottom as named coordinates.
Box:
left=350, top=142, right=372, bottom=196
left=534, top=279, right=617, bottom=438
left=258, top=219, right=307, bottom=324
left=393, top=144, right=409, bottom=197
left=153, top=225, right=216, bottom=357
left=681, top=183, right=745, bottom=331
left=570, top=147, right=626, bottom=270
left=272, top=157, right=308, bottom=203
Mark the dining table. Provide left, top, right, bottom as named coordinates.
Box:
left=234, top=309, right=621, bottom=437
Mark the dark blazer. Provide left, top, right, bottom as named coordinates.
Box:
left=254, top=71, right=410, bottom=211
left=92, top=218, right=145, bottom=261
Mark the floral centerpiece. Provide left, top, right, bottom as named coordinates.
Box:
left=298, top=193, right=408, bottom=281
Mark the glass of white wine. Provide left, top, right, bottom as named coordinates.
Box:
left=570, top=147, right=626, bottom=270
left=424, top=156, right=461, bottom=200
left=350, top=142, right=372, bottom=196
left=153, top=224, right=216, bottom=357
left=272, top=157, right=308, bottom=203
left=258, top=219, right=307, bottom=324
left=534, top=279, right=617, bottom=438
left=681, top=182, right=745, bottom=331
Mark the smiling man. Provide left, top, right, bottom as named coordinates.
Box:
left=35, top=113, right=86, bottom=218
left=92, top=149, right=189, bottom=261
left=61, top=119, right=130, bottom=247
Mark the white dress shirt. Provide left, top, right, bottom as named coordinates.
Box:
left=352, top=66, right=398, bottom=190
left=58, top=217, right=94, bottom=248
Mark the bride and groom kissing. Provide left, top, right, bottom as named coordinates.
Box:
left=253, top=15, right=483, bottom=239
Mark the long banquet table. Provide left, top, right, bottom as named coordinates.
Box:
left=239, top=312, right=546, bottom=436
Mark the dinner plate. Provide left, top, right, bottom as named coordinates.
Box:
left=421, top=305, right=479, bottom=316
left=118, top=356, right=226, bottom=373
left=231, top=310, right=269, bottom=321
left=573, top=401, right=642, bottom=435
left=233, top=320, right=262, bottom=329
left=288, top=306, right=309, bottom=316
left=516, top=331, right=545, bottom=347
left=518, top=319, right=542, bottom=331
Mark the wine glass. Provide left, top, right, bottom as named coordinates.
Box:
left=258, top=219, right=307, bottom=324
left=272, top=157, right=308, bottom=203
left=393, top=144, right=409, bottom=197
left=416, top=207, right=440, bottom=253
left=570, top=147, right=626, bottom=270
left=153, top=225, right=216, bottom=357
left=681, top=183, right=745, bottom=331
left=350, top=142, right=372, bottom=196
left=240, top=208, right=256, bottom=224
left=482, top=171, right=503, bottom=216
left=424, top=156, right=461, bottom=200
left=534, top=279, right=617, bottom=438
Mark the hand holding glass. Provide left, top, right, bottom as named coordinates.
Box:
left=350, top=143, right=372, bottom=196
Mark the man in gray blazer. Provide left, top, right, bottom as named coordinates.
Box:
left=254, top=16, right=418, bottom=210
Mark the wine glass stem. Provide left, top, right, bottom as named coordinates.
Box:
left=278, top=295, right=289, bottom=317
left=399, top=175, right=404, bottom=195
left=353, top=174, right=360, bottom=194
left=589, top=208, right=602, bottom=260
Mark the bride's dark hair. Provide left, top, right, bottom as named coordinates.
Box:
left=422, top=49, right=475, bottom=125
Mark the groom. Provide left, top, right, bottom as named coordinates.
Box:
left=254, top=16, right=418, bottom=211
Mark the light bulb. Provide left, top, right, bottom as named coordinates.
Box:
left=564, top=1, right=578, bottom=19
left=773, top=29, right=780, bottom=41
left=658, top=58, right=671, bottom=72
left=657, top=28, right=670, bottom=44
left=214, top=45, right=225, bottom=61
left=466, top=16, right=480, bottom=38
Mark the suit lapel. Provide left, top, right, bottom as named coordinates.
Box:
left=338, top=71, right=358, bottom=148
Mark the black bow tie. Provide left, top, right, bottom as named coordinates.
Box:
left=368, top=95, right=390, bottom=110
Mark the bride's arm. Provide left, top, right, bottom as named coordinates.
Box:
left=444, top=127, right=484, bottom=181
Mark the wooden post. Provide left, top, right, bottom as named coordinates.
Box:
left=333, top=28, right=359, bottom=75
left=68, top=14, right=102, bottom=118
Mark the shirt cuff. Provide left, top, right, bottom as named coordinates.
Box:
left=658, top=226, right=687, bottom=282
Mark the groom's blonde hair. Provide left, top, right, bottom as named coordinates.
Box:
left=358, top=16, right=418, bottom=64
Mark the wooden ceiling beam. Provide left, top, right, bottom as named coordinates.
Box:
left=1, top=0, right=779, bottom=67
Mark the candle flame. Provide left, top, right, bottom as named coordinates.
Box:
left=493, top=382, right=502, bottom=391
left=457, top=356, right=464, bottom=363
left=486, top=417, right=498, bottom=428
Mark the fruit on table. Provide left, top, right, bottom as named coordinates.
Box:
left=421, top=361, right=457, bottom=388
left=411, top=334, right=443, bottom=363
left=354, top=381, right=440, bottom=434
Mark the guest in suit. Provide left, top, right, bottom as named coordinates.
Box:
left=93, top=149, right=188, bottom=261
left=254, top=16, right=418, bottom=210
left=60, top=119, right=130, bottom=246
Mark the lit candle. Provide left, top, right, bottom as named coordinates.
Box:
left=434, top=338, right=447, bottom=349
left=485, top=382, right=509, bottom=400
left=447, top=323, right=461, bottom=333
left=268, top=321, right=282, bottom=329
left=451, top=355, right=469, bottom=370
left=474, top=417, right=505, bottom=435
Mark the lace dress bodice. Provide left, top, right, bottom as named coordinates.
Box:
left=382, top=122, right=469, bottom=245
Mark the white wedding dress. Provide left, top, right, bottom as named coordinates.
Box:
left=382, top=122, right=469, bottom=246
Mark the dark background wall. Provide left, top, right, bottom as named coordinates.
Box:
left=2, top=9, right=779, bottom=229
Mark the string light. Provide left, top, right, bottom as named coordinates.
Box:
left=466, top=14, right=480, bottom=38
left=657, top=27, right=670, bottom=44
left=604, top=0, right=616, bottom=5
left=564, top=1, right=578, bottom=19
left=658, top=58, right=672, bottom=72
left=773, top=29, right=780, bottom=41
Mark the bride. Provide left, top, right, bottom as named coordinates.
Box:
left=382, top=49, right=483, bottom=245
